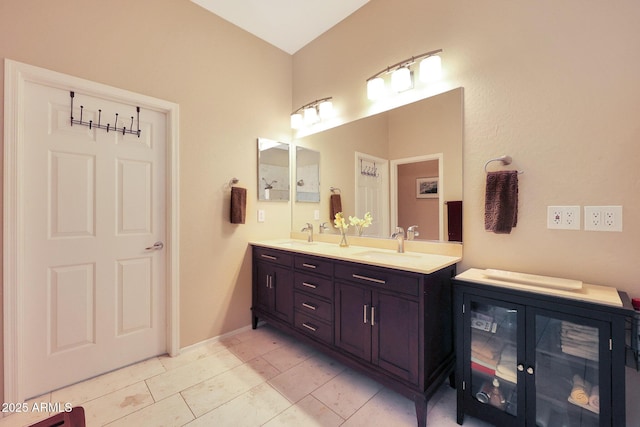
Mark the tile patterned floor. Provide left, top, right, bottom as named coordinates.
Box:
left=0, top=324, right=492, bottom=427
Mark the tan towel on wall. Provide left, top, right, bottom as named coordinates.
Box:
left=330, top=193, right=342, bottom=221
left=484, top=171, right=519, bottom=234
left=230, top=187, right=247, bottom=224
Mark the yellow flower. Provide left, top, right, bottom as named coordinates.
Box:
left=349, top=212, right=373, bottom=228
left=334, top=212, right=349, bottom=230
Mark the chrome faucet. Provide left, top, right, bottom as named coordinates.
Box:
left=319, top=222, right=330, bottom=234
left=301, top=223, right=314, bottom=242
left=407, top=225, right=420, bottom=240
left=391, top=226, right=405, bottom=253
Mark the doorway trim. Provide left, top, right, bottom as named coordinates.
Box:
left=390, top=153, right=443, bottom=241
left=3, top=59, right=181, bottom=402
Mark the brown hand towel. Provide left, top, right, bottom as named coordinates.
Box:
left=484, top=171, right=518, bottom=234
left=330, top=193, right=342, bottom=221
left=230, top=187, right=247, bottom=224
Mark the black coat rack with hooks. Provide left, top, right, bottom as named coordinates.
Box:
left=70, top=91, right=141, bottom=137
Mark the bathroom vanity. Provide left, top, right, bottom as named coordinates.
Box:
left=251, top=239, right=461, bottom=427
left=453, top=269, right=634, bottom=427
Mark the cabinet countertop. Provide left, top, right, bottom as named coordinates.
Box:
left=250, top=239, right=460, bottom=275
left=455, top=268, right=624, bottom=307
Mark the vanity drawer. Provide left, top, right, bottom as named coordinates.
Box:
left=294, top=311, right=332, bottom=345
left=294, top=272, right=333, bottom=299
left=335, top=263, right=419, bottom=297
left=294, top=292, right=332, bottom=322
left=254, top=247, right=293, bottom=267
left=294, top=255, right=333, bottom=276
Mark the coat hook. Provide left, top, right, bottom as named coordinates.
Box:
left=98, top=110, right=102, bottom=127
left=80, top=105, right=84, bottom=122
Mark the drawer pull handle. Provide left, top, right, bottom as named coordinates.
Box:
left=261, top=254, right=277, bottom=260
left=302, top=263, right=317, bottom=269
left=527, top=366, right=534, bottom=375
left=517, top=364, right=524, bottom=372
left=302, top=322, right=317, bottom=332
left=302, top=302, right=317, bottom=310
left=302, top=282, right=317, bottom=289
left=371, top=306, right=376, bottom=326
left=352, top=274, right=386, bottom=285
left=363, top=305, right=368, bottom=324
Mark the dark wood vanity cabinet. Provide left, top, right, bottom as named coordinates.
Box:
left=453, top=278, right=633, bottom=427
left=251, top=244, right=457, bottom=427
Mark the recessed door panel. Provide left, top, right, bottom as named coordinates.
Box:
left=49, top=264, right=95, bottom=353
left=117, top=257, right=152, bottom=335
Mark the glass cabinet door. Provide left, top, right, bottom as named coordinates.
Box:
left=532, top=313, right=606, bottom=427
left=467, top=298, right=520, bottom=417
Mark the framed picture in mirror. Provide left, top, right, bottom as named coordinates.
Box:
left=416, top=177, right=438, bottom=198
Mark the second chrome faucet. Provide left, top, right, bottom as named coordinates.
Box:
left=391, top=226, right=405, bottom=253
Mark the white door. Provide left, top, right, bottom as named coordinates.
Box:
left=355, top=152, right=389, bottom=238
left=20, top=82, right=167, bottom=398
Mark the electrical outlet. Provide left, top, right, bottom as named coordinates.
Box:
left=314, top=210, right=320, bottom=220
left=547, top=206, right=580, bottom=230
left=584, top=206, right=622, bottom=232
left=257, top=209, right=265, bottom=223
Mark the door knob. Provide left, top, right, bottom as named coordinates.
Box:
left=145, top=241, right=164, bottom=250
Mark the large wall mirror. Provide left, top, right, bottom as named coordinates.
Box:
left=258, top=137, right=290, bottom=201
left=291, top=87, right=463, bottom=242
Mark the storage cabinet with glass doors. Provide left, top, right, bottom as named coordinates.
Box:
left=453, top=277, right=633, bottom=427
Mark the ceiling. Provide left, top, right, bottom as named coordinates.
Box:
left=191, top=0, right=370, bottom=55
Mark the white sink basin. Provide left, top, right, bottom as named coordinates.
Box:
left=274, top=240, right=317, bottom=247
left=353, top=250, right=421, bottom=261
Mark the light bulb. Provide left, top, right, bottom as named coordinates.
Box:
left=318, top=100, right=333, bottom=119
left=419, top=55, right=442, bottom=83
left=303, top=106, right=318, bottom=125
left=367, top=77, right=385, bottom=100
left=391, top=67, right=412, bottom=93
left=290, top=113, right=303, bottom=129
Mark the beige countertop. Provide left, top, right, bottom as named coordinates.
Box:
left=455, top=268, right=623, bottom=307
left=250, top=238, right=461, bottom=275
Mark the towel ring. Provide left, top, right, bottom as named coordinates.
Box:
left=330, top=187, right=341, bottom=194
left=484, top=155, right=524, bottom=174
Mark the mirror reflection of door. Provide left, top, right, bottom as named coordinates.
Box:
left=355, top=152, right=389, bottom=237
left=391, top=154, right=443, bottom=241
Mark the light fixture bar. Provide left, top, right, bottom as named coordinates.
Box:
left=291, top=96, right=333, bottom=129
left=365, top=49, right=443, bottom=82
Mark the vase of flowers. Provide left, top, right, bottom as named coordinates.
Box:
left=349, top=212, right=373, bottom=236
left=334, top=212, right=349, bottom=247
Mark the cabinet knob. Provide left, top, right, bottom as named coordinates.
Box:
left=517, top=364, right=524, bottom=372
left=527, top=366, right=534, bottom=375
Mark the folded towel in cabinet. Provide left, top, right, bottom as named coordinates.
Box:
left=230, top=187, right=247, bottom=224
left=484, top=171, right=518, bottom=234
left=589, top=385, right=600, bottom=410
left=330, top=193, right=342, bottom=221
left=570, top=374, right=591, bottom=405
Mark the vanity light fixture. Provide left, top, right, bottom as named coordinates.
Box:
left=290, top=97, right=333, bottom=129
left=366, top=49, right=443, bottom=100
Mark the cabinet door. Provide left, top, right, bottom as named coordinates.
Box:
left=372, top=291, right=419, bottom=383
left=529, top=309, right=610, bottom=427
left=271, top=264, right=293, bottom=323
left=334, top=281, right=371, bottom=360
left=463, top=295, right=524, bottom=426
left=255, top=262, right=272, bottom=313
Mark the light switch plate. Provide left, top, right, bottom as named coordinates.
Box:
left=257, top=209, right=265, bottom=223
